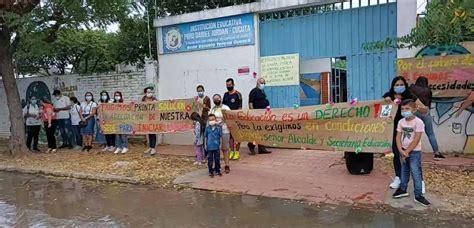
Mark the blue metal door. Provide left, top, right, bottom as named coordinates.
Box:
left=259, top=2, right=397, bottom=107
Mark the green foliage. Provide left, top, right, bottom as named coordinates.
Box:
left=363, top=0, right=474, bottom=51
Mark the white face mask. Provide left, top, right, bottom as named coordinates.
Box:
left=259, top=84, right=265, bottom=90
left=85, top=96, right=93, bottom=101
left=101, top=95, right=108, bottom=101
left=146, top=93, right=153, bottom=98
left=114, top=96, right=121, bottom=101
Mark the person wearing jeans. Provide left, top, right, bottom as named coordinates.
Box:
left=70, top=97, right=82, bottom=149
left=23, top=96, right=42, bottom=152
left=52, top=90, right=74, bottom=149
left=112, top=91, right=129, bottom=154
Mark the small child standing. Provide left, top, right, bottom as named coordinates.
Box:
left=191, top=112, right=205, bottom=165
left=205, top=114, right=223, bottom=177
left=392, top=99, right=430, bottom=206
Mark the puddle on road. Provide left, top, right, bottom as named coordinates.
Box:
left=0, top=172, right=470, bottom=227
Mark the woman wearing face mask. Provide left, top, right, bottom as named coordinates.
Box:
left=69, top=96, right=83, bottom=149
left=23, top=96, right=42, bottom=152
left=41, top=98, right=57, bottom=153
left=113, top=91, right=129, bottom=154
left=195, top=85, right=211, bottom=121
left=98, top=91, right=115, bottom=152
left=80, top=92, right=97, bottom=152
left=410, top=76, right=444, bottom=160
left=142, top=87, right=158, bottom=155
left=209, top=94, right=232, bottom=174
left=383, top=76, right=418, bottom=189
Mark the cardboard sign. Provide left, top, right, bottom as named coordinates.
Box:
left=397, top=55, right=474, bottom=97
left=261, top=54, right=299, bottom=86
left=98, top=99, right=199, bottom=134
left=223, top=100, right=398, bottom=153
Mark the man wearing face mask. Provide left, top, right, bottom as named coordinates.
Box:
left=52, top=89, right=74, bottom=149
left=210, top=94, right=232, bottom=174
left=23, top=96, right=42, bottom=152
left=248, top=78, right=272, bottom=155
left=223, top=78, right=243, bottom=160
left=195, top=85, right=211, bottom=121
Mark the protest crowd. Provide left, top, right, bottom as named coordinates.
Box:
left=23, top=75, right=474, bottom=207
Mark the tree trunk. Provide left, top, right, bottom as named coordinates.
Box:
left=0, top=27, right=29, bottom=156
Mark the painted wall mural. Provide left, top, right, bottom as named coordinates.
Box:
left=415, top=44, right=474, bottom=154
left=300, top=73, right=321, bottom=106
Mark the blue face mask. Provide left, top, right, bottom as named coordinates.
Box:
left=402, top=111, right=413, bottom=118
left=394, top=86, right=405, bottom=94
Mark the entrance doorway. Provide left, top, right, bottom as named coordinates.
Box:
left=331, top=57, right=348, bottom=103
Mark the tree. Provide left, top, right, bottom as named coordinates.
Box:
left=0, top=0, right=135, bottom=156
left=363, top=0, right=474, bottom=51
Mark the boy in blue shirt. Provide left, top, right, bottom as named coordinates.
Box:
left=205, top=114, right=223, bottom=177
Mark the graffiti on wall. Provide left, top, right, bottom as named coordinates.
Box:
left=416, top=45, right=474, bottom=154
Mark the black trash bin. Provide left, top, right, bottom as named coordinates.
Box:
left=345, top=152, right=373, bottom=175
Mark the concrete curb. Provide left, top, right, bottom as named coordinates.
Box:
left=0, top=164, right=143, bottom=185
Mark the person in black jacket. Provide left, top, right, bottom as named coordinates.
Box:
left=247, top=78, right=271, bottom=155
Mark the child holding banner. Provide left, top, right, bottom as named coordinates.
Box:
left=142, top=87, right=158, bottom=155
left=205, top=114, right=223, bottom=177
left=113, top=91, right=129, bottom=154
left=393, top=99, right=431, bottom=207
left=191, top=112, right=205, bottom=165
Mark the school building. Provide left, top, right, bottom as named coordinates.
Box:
left=153, top=0, right=473, bottom=154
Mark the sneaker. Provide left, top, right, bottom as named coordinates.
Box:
left=193, top=161, right=199, bottom=165
left=434, top=153, right=445, bottom=161
left=58, top=144, right=68, bottom=149
left=150, top=149, right=156, bottom=155
left=51, top=149, right=57, bottom=153
left=217, top=172, right=222, bottom=177
left=73, top=146, right=82, bottom=150
left=114, top=148, right=122, bottom=154
left=209, top=173, right=214, bottom=178
left=32, top=148, right=41, bottom=153
left=224, top=165, right=230, bottom=174
left=81, top=147, right=87, bottom=152
left=107, top=147, right=116, bottom=152
left=233, top=151, right=240, bottom=160
left=121, top=148, right=129, bottom=154
left=414, top=196, right=431, bottom=207
left=422, top=181, right=426, bottom=194
left=143, top=148, right=152, bottom=154
left=229, top=151, right=235, bottom=160
left=392, top=189, right=409, bottom=198
left=197, top=162, right=202, bottom=165
left=46, top=148, right=52, bottom=153
left=102, top=146, right=109, bottom=152
left=389, top=176, right=401, bottom=189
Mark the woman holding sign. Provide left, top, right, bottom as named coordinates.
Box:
left=383, top=76, right=419, bottom=189
left=80, top=92, right=97, bottom=152
left=142, top=87, right=158, bottom=155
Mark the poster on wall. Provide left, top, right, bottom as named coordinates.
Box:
left=260, top=53, right=300, bottom=86
left=300, top=73, right=321, bottom=106
left=223, top=100, right=398, bottom=153
left=98, top=99, right=199, bottom=134
left=397, top=54, right=474, bottom=97
left=161, top=14, right=255, bottom=54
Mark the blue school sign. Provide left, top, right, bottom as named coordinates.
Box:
left=161, top=14, right=255, bottom=54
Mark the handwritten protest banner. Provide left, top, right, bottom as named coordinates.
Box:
left=261, top=53, right=299, bottom=86
left=98, top=99, right=199, bottom=134
left=397, top=54, right=474, bottom=97
left=223, top=100, right=398, bottom=153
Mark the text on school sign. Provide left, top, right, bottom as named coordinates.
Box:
left=397, top=54, right=474, bottom=97
left=98, top=99, right=199, bottom=134
left=223, top=100, right=398, bottom=153
left=260, top=53, right=300, bottom=86
left=161, top=14, right=255, bottom=54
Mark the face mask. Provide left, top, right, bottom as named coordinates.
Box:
left=214, top=100, right=221, bottom=106
left=394, top=86, right=405, bottom=94
left=101, top=95, right=108, bottom=101
left=197, top=92, right=204, bottom=98
left=146, top=93, right=153, bottom=98
left=85, top=96, right=93, bottom=101
left=30, top=100, right=37, bottom=105
left=401, top=111, right=413, bottom=118
left=55, top=96, right=61, bottom=100
left=227, top=86, right=234, bottom=92
left=114, top=96, right=121, bottom=101
left=209, top=120, right=216, bottom=126
left=259, top=84, right=265, bottom=90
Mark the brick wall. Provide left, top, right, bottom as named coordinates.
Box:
left=320, top=72, right=331, bottom=104
left=0, top=71, right=150, bottom=137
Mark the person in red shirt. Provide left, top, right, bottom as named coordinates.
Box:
left=41, top=98, right=57, bottom=153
